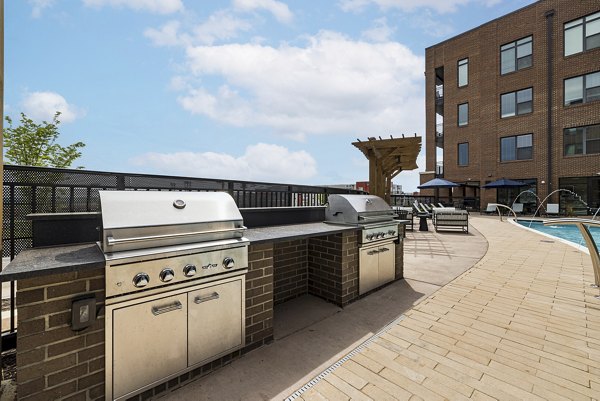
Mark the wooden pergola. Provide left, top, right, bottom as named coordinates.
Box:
left=352, top=135, right=422, bottom=203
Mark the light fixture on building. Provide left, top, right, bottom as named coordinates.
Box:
left=541, top=180, right=546, bottom=184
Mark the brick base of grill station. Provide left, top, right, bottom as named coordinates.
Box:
left=3, top=222, right=405, bottom=401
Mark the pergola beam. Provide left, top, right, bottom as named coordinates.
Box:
left=352, top=136, right=422, bottom=203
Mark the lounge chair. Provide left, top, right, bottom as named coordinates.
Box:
left=483, top=203, right=499, bottom=215
left=512, top=203, right=524, bottom=214
left=437, top=203, right=445, bottom=208
left=546, top=203, right=559, bottom=216
left=413, top=201, right=431, bottom=218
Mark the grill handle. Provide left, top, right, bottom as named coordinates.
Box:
left=152, top=300, right=183, bottom=316
left=194, top=292, right=220, bottom=304
left=107, top=226, right=247, bottom=246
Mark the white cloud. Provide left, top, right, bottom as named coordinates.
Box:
left=177, top=31, right=424, bottom=140
left=28, top=0, right=55, bottom=18
left=82, top=0, right=183, bottom=14
left=338, top=0, right=500, bottom=14
left=193, top=11, right=253, bottom=45
left=233, top=0, right=293, bottom=23
left=361, top=17, right=395, bottom=42
left=21, top=91, right=84, bottom=123
left=145, top=12, right=253, bottom=47
left=131, top=143, right=317, bottom=183
left=144, top=20, right=186, bottom=47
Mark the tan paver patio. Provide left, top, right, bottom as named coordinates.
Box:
left=296, top=216, right=600, bottom=401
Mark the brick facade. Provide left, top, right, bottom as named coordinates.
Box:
left=307, top=232, right=359, bottom=307
left=16, top=269, right=105, bottom=401
left=425, top=0, right=600, bottom=208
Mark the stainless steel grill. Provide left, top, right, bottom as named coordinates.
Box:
left=325, top=194, right=399, bottom=294
left=100, top=191, right=248, bottom=401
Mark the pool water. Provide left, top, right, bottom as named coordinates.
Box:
left=516, top=219, right=600, bottom=249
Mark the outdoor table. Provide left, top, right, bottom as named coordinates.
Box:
left=418, top=213, right=429, bottom=231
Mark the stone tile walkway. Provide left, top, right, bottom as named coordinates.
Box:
left=295, top=216, right=600, bottom=401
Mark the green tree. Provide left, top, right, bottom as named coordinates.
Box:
left=4, top=112, right=85, bottom=168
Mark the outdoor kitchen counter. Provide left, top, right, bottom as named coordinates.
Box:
left=0, top=242, right=104, bottom=282
left=244, top=222, right=359, bottom=244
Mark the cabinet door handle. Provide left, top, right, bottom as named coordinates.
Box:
left=194, top=292, right=220, bottom=304
left=367, top=249, right=379, bottom=255
left=152, top=300, right=182, bottom=316
left=379, top=247, right=389, bottom=252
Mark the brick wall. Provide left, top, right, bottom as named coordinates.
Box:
left=395, top=239, right=404, bottom=280
left=425, top=0, right=600, bottom=206
left=273, top=240, right=308, bottom=305
left=307, top=231, right=359, bottom=307
left=16, top=269, right=105, bottom=401
left=244, top=243, right=274, bottom=352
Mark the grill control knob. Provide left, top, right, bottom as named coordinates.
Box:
left=388, top=230, right=396, bottom=236
left=183, top=264, right=197, bottom=277
left=366, top=234, right=374, bottom=240
left=159, top=268, right=175, bottom=282
left=133, top=273, right=150, bottom=288
left=223, top=257, right=235, bottom=269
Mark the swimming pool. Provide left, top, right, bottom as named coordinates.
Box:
left=516, top=219, right=600, bottom=249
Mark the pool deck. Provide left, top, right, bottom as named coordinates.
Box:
left=164, top=216, right=600, bottom=400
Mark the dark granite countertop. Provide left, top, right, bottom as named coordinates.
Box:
left=0, top=243, right=105, bottom=282
left=0, top=223, right=360, bottom=281
left=245, top=222, right=358, bottom=244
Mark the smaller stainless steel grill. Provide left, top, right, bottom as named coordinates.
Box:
left=325, top=194, right=400, bottom=295
left=100, top=191, right=248, bottom=401
left=325, top=194, right=399, bottom=245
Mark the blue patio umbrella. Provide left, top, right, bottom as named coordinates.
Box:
left=418, top=178, right=459, bottom=204
left=482, top=178, right=526, bottom=188
left=418, top=178, right=460, bottom=189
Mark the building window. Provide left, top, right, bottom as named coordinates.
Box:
left=458, top=142, right=469, bottom=166
left=458, top=58, right=468, bottom=87
left=564, top=71, right=600, bottom=105
left=500, top=134, right=533, bottom=161
left=458, top=103, right=468, bottom=126
left=564, top=124, right=600, bottom=156
left=565, top=11, right=600, bottom=56
left=501, top=88, right=532, bottom=118
left=501, top=36, right=532, bottom=75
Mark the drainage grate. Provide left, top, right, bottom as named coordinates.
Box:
left=285, top=314, right=406, bottom=401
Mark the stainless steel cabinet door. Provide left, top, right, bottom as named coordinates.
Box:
left=378, top=243, right=395, bottom=285
left=188, top=278, right=243, bottom=366
left=112, top=294, right=187, bottom=399
left=359, top=244, right=380, bottom=295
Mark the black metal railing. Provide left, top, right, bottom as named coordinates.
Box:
left=1, top=164, right=363, bottom=345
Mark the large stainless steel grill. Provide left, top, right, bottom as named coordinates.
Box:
left=325, top=194, right=399, bottom=294
left=100, top=191, right=248, bottom=401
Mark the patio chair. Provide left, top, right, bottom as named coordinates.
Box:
left=482, top=203, right=499, bottom=215
left=437, top=203, right=444, bottom=208
left=512, top=203, right=524, bottom=214
left=393, top=206, right=414, bottom=231
left=546, top=203, right=560, bottom=216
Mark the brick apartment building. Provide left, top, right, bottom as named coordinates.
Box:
left=423, top=0, right=600, bottom=214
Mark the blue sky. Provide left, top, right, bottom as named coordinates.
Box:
left=6, top=0, right=534, bottom=191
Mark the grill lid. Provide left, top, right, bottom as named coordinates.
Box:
left=99, top=191, right=245, bottom=253
left=325, top=194, right=396, bottom=225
